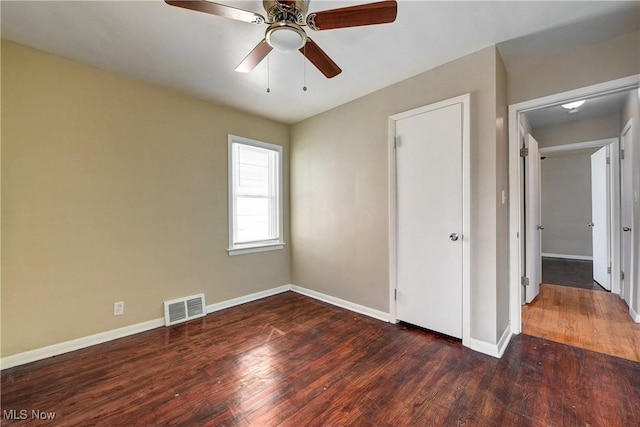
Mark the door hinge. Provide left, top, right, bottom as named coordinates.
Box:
left=521, top=276, right=530, bottom=287
left=520, top=148, right=528, bottom=157
left=621, top=149, right=625, bottom=160
left=394, top=288, right=397, bottom=300
left=621, top=271, right=625, bottom=281
left=606, top=157, right=610, bottom=165
left=607, top=266, right=611, bottom=274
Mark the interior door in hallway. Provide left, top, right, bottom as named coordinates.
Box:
left=621, top=120, right=634, bottom=305
left=525, top=134, right=541, bottom=303
left=591, top=146, right=610, bottom=290
left=395, top=102, right=463, bottom=339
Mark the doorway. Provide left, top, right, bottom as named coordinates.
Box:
left=510, top=79, right=640, bottom=360
left=535, top=139, right=618, bottom=294
left=509, top=75, right=640, bottom=338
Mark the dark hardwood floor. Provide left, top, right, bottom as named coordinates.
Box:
left=542, top=257, right=605, bottom=291
left=2, top=291, right=640, bottom=426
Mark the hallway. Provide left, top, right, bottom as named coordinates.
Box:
left=523, top=284, right=640, bottom=362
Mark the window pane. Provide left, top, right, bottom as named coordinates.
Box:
left=237, top=145, right=270, bottom=196
left=235, top=197, right=273, bottom=243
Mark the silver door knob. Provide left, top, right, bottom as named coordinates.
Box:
left=537, top=225, right=544, bottom=230
left=587, top=222, right=594, bottom=227
left=623, top=226, right=631, bottom=232
left=449, top=233, right=459, bottom=241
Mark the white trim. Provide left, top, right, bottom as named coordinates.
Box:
left=388, top=93, right=471, bottom=348
left=541, top=253, right=593, bottom=261
left=509, top=75, right=640, bottom=335
left=630, top=305, right=640, bottom=323
left=206, top=285, right=290, bottom=313
left=538, top=138, right=616, bottom=154
left=290, top=285, right=390, bottom=322
left=464, top=325, right=513, bottom=359
left=227, top=243, right=285, bottom=256
left=0, top=318, right=165, bottom=370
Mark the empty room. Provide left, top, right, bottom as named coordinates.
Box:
left=2, top=1, right=639, bottom=425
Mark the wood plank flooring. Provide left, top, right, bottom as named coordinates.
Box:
left=523, top=284, right=640, bottom=362
left=542, top=257, right=605, bottom=291
left=3, top=291, right=640, bottom=426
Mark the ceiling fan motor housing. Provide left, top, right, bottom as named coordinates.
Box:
left=263, top=0, right=309, bottom=24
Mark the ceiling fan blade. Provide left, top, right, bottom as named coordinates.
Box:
left=299, top=39, right=341, bottom=78
left=165, top=1, right=265, bottom=24
left=306, top=0, right=397, bottom=31
left=235, top=40, right=273, bottom=73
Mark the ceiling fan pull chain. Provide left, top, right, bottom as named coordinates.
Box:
left=267, top=55, right=271, bottom=93
left=303, top=44, right=307, bottom=92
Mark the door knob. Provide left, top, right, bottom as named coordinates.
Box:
left=587, top=222, right=594, bottom=227
left=623, top=226, right=632, bottom=232
left=449, top=233, right=459, bottom=241
left=537, top=225, right=544, bottom=230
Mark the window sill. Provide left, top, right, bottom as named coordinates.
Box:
left=227, top=242, right=285, bottom=256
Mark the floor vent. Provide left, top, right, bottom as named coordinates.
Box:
left=164, top=293, right=206, bottom=326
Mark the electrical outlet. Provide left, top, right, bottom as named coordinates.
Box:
left=114, top=301, right=124, bottom=316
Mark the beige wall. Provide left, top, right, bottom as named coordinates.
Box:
left=1, top=41, right=291, bottom=357
left=495, top=50, right=510, bottom=337
left=291, top=46, right=508, bottom=344
left=533, top=112, right=621, bottom=148
left=508, top=31, right=640, bottom=105
left=540, top=152, right=595, bottom=257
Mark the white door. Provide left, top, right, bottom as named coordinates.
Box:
left=621, top=121, right=634, bottom=305
left=591, top=146, right=610, bottom=290
left=525, top=134, right=541, bottom=303
left=395, top=103, right=463, bottom=338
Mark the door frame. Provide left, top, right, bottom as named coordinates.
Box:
left=538, top=138, right=620, bottom=293
left=508, top=75, right=639, bottom=334
left=388, top=93, right=471, bottom=346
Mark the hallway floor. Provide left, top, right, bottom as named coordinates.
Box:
left=523, top=284, right=640, bottom=362
left=542, top=257, right=605, bottom=291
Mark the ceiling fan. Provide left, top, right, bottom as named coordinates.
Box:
left=165, top=0, right=398, bottom=78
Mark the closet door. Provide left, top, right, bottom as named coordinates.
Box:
left=395, top=102, right=463, bottom=338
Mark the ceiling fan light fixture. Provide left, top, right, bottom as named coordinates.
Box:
left=561, top=100, right=586, bottom=110
left=266, top=23, right=306, bottom=52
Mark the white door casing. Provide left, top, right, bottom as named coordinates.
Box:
left=389, top=93, right=470, bottom=345
left=525, top=134, right=541, bottom=303
left=591, top=146, right=610, bottom=289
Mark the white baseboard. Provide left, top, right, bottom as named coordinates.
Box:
left=206, top=285, right=290, bottom=314
left=630, top=306, right=640, bottom=323
left=541, top=253, right=593, bottom=261
left=464, top=324, right=513, bottom=359
left=290, top=285, right=390, bottom=322
left=0, top=318, right=165, bottom=371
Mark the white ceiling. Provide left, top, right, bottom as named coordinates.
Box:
left=525, top=89, right=634, bottom=130
left=2, top=1, right=639, bottom=124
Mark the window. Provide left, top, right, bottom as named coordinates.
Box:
left=228, top=135, right=284, bottom=255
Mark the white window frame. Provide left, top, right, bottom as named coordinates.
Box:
left=227, top=135, right=284, bottom=256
